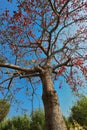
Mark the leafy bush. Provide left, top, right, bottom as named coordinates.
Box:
left=0, top=109, right=46, bottom=130
left=68, top=96, right=87, bottom=129
left=0, top=99, right=10, bottom=122
left=30, top=109, right=46, bottom=130
left=0, top=115, right=30, bottom=130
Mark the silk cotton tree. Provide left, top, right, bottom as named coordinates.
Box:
left=0, top=0, right=87, bottom=130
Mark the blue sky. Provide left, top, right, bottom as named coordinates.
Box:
left=7, top=76, right=79, bottom=118
left=0, top=0, right=87, bottom=119
left=0, top=0, right=17, bottom=14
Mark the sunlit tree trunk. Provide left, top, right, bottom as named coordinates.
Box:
left=41, top=68, right=67, bottom=130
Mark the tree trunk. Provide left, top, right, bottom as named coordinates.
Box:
left=41, top=68, right=67, bottom=130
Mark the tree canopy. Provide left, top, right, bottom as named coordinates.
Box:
left=69, top=96, right=87, bottom=129
left=30, top=109, right=46, bottom=130
left=0, top=109, right=45, bottom=130
left=0, top=99, right=10, bottom=122
left=0, top=0, right=86, bottom=104
left=0, top=0, right=87, bottom=130
left=0, top=0, right=87, bottom=92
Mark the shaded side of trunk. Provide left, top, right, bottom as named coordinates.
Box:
left=41, top=69, right=67, bottom=130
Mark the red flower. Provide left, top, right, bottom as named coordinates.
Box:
left=75, top=59, right=83, bottom=65
left=57, top=66, right=65, bottom=76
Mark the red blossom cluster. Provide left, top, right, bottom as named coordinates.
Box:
left=57, top=66, right=66, bottom=76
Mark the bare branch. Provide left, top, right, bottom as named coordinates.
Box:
left=53, top=58, right=71, bottom=70
left=48, top=0, right=59, bottom=17
left=59, top=0, right=70, bottom=14
left=0, top=63, right=43, bottom=74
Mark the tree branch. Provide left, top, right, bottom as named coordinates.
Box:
left=59, top=0, right=70, bottom=14
left=0, top=63, right=42, bottom=74
left=53, top=58, right=71, bottom=70
left=48, top=0, right=59, bottom=17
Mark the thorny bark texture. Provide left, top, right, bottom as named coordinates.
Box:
left=41, top=68, right=67, bottom=130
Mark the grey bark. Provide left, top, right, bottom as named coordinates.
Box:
left=41, top=68, right=67, bottom=130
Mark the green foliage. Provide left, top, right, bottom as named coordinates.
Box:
left=0, top=115, right=30, bottom=130
left=69, top=96, right=87, bottom=128
left=11, top=115, right=30, bottom=130
left=0, top=99, right=10, bottom=122
left=0, top=109, right=46, bottom=130
left=30, top=109, right=46, bottom=130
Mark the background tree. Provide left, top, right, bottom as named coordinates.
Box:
left=0, top=109, right=45, bottom=130
left=0, top=0, right=87, bottom=130
left=0, top=115, right=30, bottom=130
left=30, top=109, right=46, bottom=130
left=68, top=96, right=87, bottom=129
left=0, top=99, right=10, bottom=122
